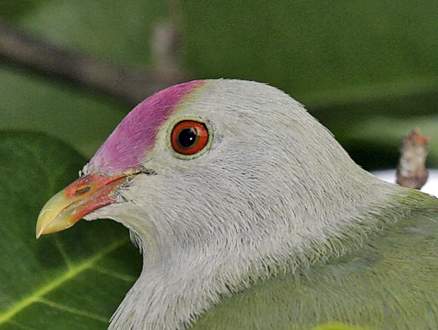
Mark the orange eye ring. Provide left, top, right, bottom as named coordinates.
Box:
left=170, top=120, right=210, bottom=156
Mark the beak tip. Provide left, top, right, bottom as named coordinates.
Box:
left=35, top=189, right=75, bottom=239
left=35, top=220, right=47, bottom=239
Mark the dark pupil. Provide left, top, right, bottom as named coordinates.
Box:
left=178, top=128, right=197, bottom=148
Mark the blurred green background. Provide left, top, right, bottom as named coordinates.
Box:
left=1, top=0, right=438, bottom=169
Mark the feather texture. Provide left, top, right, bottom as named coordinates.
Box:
left=80, top=80, right=438, bottom=329
left=192, top=192, right=438, bottom=330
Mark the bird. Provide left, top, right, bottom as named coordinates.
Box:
left=36, top=79, right=438, bottom=330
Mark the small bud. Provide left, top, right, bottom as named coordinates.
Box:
left=396, top=128, right=429, bottom=189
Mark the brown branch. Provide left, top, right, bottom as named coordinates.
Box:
left=396, top=128, right=430, bottom=189
left=150, top=0, right=184, bottom=74
left=0, top=19, right=187, bottom=105
left=150, top=20, right=182, bottom=75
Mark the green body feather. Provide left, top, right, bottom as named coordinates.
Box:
left=191, top=191, right=438, bottom=330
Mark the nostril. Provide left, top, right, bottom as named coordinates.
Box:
left=75, top=186, right=91, bottom=196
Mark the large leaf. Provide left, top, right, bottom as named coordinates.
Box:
left=0, top=132, right=141, bottom=329
left=182, top=0, right=438, bottom=168
left=183, top=0, right=438, bottom=104
left=0, top=69, right=125, bottom=157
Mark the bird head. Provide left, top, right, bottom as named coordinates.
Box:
left=36, top=79, right=396, bottom=328
left=37, top=79, right=388, bottom=259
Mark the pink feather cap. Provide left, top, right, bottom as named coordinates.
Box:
left=87, top=80, right=205, bottom=174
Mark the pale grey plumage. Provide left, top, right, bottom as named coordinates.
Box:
left=83, top=80, right=406, bottom=330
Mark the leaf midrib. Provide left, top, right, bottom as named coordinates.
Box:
left=0, top=238, right=128, bottom=324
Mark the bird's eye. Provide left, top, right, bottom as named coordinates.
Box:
left=171, top=120, right=209, bottom=156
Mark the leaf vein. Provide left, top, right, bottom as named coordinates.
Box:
left=37, top=298, right=107, bottom=323
left=6, top=320, right=36, bottom=329
left=0, top=239, right=128, bottom=324
left=92, top=266, right=136, bottom=282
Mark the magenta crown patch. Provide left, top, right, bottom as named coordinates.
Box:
left=88, top=80, right=205, bottom=174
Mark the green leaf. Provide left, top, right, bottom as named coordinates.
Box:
left=0, top=68, right=125, bottom=158
left=0, top=132, right=141, bottom=329
left=183, top=0, right=438, bottom=104
left=182, top=0, right=438, bottom=169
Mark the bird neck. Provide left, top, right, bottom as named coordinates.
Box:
left=109, top=177, right=411, bottom=330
